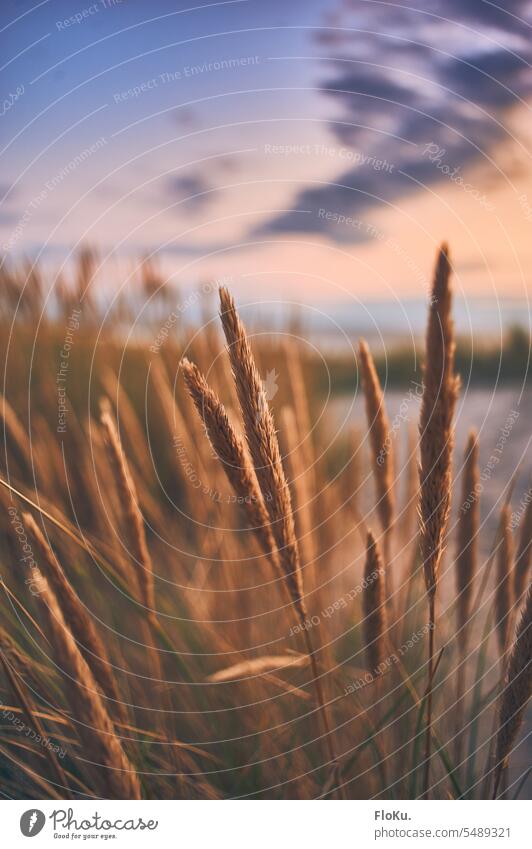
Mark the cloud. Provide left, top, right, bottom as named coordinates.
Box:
left=166, top=173, right=216, bottom=210
left=165, top=153, right=239, bottom=211
left=258, top=0, right=532, bottom=240
left=439, top=0, right=531, bottom=36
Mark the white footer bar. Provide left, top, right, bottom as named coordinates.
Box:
left=3, top=799, right=528, bottom=848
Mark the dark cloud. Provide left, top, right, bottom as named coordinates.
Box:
left=443, top=48, right=530, bottom=106
left=165, top=156, right=238, bottom=211
left=259, top=0, right=532, bottom=240
left=436, top=0, right=531, bottom=35
left=166, top=173, right=215, bottom=210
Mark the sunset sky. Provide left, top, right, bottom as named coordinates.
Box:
left=2, top=0, right=532, bottom=311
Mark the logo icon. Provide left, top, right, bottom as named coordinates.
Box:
left=255, top=369, right=279, bottom=425
left=261, top=369, right=279, bottom=402
left=20, top=809, right=45, bottom=837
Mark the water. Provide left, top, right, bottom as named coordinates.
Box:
left=329, top=386, right=531, bottom=545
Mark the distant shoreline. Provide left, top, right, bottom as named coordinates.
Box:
left=318, top=325, right=531, bottom=392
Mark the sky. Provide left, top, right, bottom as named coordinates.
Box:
left=1, top=0, right=532, bottom=312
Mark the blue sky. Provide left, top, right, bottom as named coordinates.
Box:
left=2, top=0, right=532, bottom=305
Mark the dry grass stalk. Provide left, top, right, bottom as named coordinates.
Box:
left=419, top=243, right=459, bottom=599
left=402, top=423, right=419, bottom=545
left=82, top=421, right=137, bottom=588
left=219, top=286, right=304, bottom=619
left=363, top=532, right=387, bottom=674
left=454, top=429, right=480, bottom=762
left=99, top=404, right=167, bottom=710
left=31, top=416, right=64, bottom=498
left=0, top=651, right=71, bottom=795
left=31, top=568, right=141, bottom=799
left=23, top=512, right=128, bottom=727
left=342, top=425, right=362, bottom=516
left=495, top=504, right=514, bottom=659
left=492, top=584, right=532, bottom=797
left=284, top=340, right=318, bottom=508
left=148, top=357, right=216, bottom=526
left=418, top=243, right=459, bottom=797
left=181, top=357, right=279, bottom=569
left=218, top=287, right=342, bottom=790
left=279, top=405, right=317, bottom=572
left=455, top=430, right=480, bottom=642
left=100, top=367, right=154, bottom=484
left=207, top=653, right=309, bottom=682
left=284, top=340, right=314, bottom=466
left=358, top=339, right=395, bottom=545
left=514, top=487, right=532, bottom=603
left=0, top=392, right=31, bottom=476
left=0, top=626, right=37, bottom=678
left=100, top=403, right=155, bottom=618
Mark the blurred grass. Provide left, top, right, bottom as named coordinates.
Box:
left=319, top=325, right=530, bottom=394
left=0, top=254, right=529, bottom=800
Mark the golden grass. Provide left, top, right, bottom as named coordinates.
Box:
left=0, top=246, right=529, bottom=801
left=217, top=288, right=344, bottom=791
left=30, top=568, right=141, bottom=799
left=219, top=286, right=305, bottom=617
left=495, top=504, right=514, bottom=660
left=100, top=403, right=155, bottom=618
left=418, top=243, right=460, bottom=797
left=362, top=531, right=387, bottom=674
left=23, top=512, right=128, bottom=728
left=358, top=340, right=395, bottom=550
left=493, top=586, right=532, bottom=797
left=514, top=487, right=532, bottom=603
left=181, top=357, right=279, bottom=570
left=454, top=429, right=480, bottom=764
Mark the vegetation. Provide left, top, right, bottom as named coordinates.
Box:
left=0, top=247, right=530, bottom=800
left=321, top=325, right=531, bottom=395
